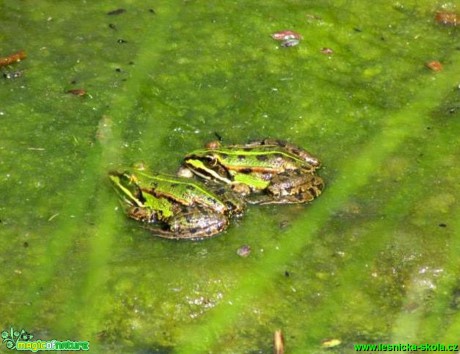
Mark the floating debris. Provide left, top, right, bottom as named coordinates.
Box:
left=236, top=245, right=251, bottom=257
left=66, top=89, right=87, bottom=96
left=435, top=11, right=458, bottom=26
left=271, top=30, right=302, bottom=48
left=320, top=47, right=334, bottom=55
left=274, top=330, right=285, bottom=354
left=107, top=8, right=126, bottom=16
left=0, top=50, right=26, bottom=68
left=280, top=39, right=300, bottom=47
left=271, top=30, right=302, bottom=41
left=48, top=213, right=59, bottom=221
left=321, top=338, right=342, bottom=348
left=425, top=60, right=443, bottom=72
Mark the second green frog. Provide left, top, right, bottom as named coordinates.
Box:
left=178, top=139, right=325, bottom=205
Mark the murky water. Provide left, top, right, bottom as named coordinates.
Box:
left=1, top=1, right=459, bottom=352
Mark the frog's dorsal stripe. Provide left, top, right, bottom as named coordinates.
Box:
left=205, top=147, right=305, bottom=161
left=184, top=155, right=271, bottom=188
left=136, top=171, right=227, bottom=213
left=188, top=148, right=315, bottom=172
left=183, top=159, right=233, bottom=184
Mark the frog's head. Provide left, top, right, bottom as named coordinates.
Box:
left=179, top=151, right=229, bottom=181
left=108, top=171, right=145, bottom=207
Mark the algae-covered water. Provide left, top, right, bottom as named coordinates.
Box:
left=1, top=1, right=459, bottom=353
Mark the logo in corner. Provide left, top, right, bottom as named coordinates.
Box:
left=1, top=327, right=89, bottom=352
left=2, top=328, right=33, bottom=350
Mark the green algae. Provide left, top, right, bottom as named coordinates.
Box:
left=0, top=1, right=459, bottom=353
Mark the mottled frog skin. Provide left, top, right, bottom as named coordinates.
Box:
left=179, top=139, right=324, bottom=204
left=109, top=171, right=244, bottom=239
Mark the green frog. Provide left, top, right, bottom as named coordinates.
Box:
left=109, top=171, right=245, bottom=240
left=178, top=139, right=324, bottom=204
